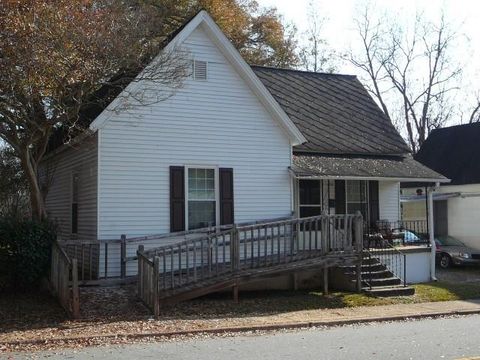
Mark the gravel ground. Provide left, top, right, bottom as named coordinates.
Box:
left=436, top=266, right=480, bottom=283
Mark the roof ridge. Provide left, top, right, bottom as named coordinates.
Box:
left=250, top=65, right=357, bottom=78
left=432, top=122, right=480, bottom=133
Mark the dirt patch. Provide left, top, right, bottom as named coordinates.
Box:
left=0, top=289, right=67, bottom=332
left=2, top=281, right=480, bottom=353
left=80, top=285, right=150, bottom=320
left=0, top=285, right=376, bottom=353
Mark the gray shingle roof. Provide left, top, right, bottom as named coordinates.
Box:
left=415, top=123, right=480, bottom=185
left=252, top=66, right=410, bottom=155
left=292, top=154, right=448, bottom=181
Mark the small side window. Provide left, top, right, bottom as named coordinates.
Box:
left=71, top=173, right=79, bottom=235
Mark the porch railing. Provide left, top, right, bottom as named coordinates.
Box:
left=58, top=216, right=294, bottom=283
left=137, top=214, right=364, bottom=314
left=365, top=220, right=429, bottom=248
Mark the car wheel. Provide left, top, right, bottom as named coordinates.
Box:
left=439, top=253, right=452, bottom=269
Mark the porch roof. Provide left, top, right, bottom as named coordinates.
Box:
left=290, top=154, right=449, bottom=183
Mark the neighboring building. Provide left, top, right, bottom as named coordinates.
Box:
left=403, top=123, right=480, bottom=250
left=41, top=11, right=445, bottom=281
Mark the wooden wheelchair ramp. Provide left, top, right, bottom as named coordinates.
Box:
left=137, top=214, right=364, bottom=315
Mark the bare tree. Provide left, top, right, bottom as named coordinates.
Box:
left=298, top=1, right=336, bottom=72
left=0, top=1, right=190, bottom=219
left=346, top=6, right=391, bottom=120
left=468, top=94, right=480, bottom=123
left=349, top=7, right=462, bottom=152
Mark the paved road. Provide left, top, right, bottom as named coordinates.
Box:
left=11, top=315, right=480, bottom=360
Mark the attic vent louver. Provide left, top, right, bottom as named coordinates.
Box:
left=193, top=60, right=207, bottom=80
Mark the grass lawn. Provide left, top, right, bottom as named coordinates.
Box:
left=217, top=280, right=480, bottom=315
left=323, top=281, right=480, bottom=308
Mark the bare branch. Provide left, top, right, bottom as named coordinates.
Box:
left=349, top=5, right=462, bottom=152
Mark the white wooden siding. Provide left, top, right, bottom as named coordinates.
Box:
left=42, top=134, right=98, bottom=241
left=97, top=26, right=293, bottom=275
left=379, top=181, right=400, bottom=222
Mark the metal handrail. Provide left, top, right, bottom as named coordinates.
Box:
left=365, top=239, right=407, bottom=289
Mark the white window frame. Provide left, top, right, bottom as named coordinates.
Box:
left=184, top=165, right=220, bottom=230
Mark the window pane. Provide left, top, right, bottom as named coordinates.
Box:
left=299, top=180, right=321, bottom=205
left=346, top=180, right=368, bottom=219
left=347, top=180, right=368, bottom=202
left=188, top=201, right=216, bottom=230
left=300, top=206, right=322, bottom=218
left=346, top=181, right=362, bottom=202
left=206, top=179, right=214, bottom=189
left=188, top=168, right=215, bottom=200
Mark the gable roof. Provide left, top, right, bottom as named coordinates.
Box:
left=415, top=123, right=480, bottom=185
left=88, top=10, right=306, bottom=146
left=251, top=66, right=410, bottom=156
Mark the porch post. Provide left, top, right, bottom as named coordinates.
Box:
left=428, top=184, right=438, bottom=281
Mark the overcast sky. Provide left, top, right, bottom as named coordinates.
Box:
left=257, top=0, right=480, bottom=124
left=258, top=0, right=479, bottom=73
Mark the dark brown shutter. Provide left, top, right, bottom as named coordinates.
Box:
left=368, top=180, right=380, bottom=228
left=335, top=180, right=346, bottom=214
left=219, top=168, right=234, bottom=225
left=170, top=166, right=185, bottom=232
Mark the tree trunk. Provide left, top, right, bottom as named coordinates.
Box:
left=20, top=150, right=47, bottom=220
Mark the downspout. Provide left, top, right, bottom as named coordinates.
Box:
left=428, top=182, right=439, bottom=281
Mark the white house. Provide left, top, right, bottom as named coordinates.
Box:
left=41, top=11, right=446, bottom=285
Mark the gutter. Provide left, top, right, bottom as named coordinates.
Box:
left=460, top=192, right=480, bottom=198
left=288, top=167, right=450, bottom=184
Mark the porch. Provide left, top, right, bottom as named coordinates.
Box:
left=290, top=153, right=450, bottom=248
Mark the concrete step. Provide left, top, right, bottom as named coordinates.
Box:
left=341, top=263, right=387, bottom=273
left=343, top=269, right=394, bottom=280
left=359, top=257, right=381, bottom=265
left=364, top=277, right=402, bottom=287
left=363, top=285, right=415, bottom=297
